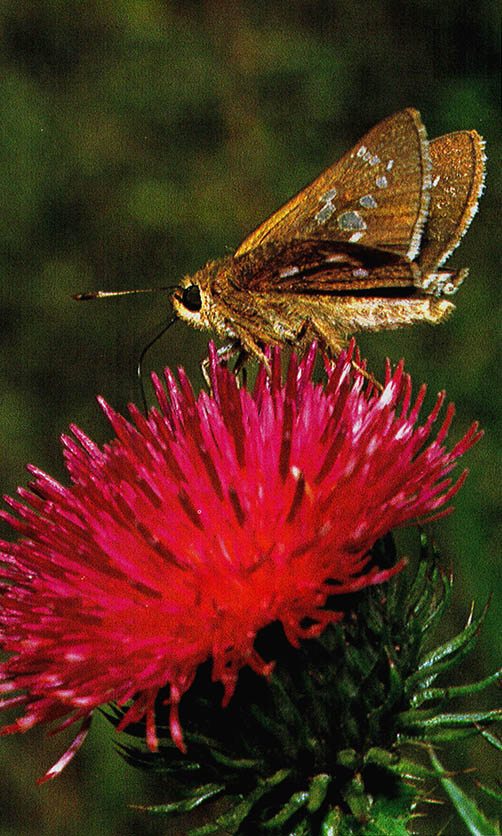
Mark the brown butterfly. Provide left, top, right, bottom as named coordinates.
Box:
left=170, top=108, right=485, bottom=365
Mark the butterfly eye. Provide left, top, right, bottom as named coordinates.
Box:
left=181, top=285, right=202, bottom=312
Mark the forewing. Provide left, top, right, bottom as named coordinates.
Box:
left=418, top=130, right=486, bottom=271
left=234, top=238, right=419, bottom=293
left=234, top=108, right=431, bottom=261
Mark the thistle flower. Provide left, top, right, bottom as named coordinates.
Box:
left=0, top=342, right=481, bottom=783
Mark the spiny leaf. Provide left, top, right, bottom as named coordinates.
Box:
left=132, top=782, right=224, bottom=815
left=429, top=749, right=501, bottom=835
left=406, top=602, right=489, bottom=693
left=411, top=667, right=502, bottom=708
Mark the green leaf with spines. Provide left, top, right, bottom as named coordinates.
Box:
left=416, top=568, right=453, bottom=638
left=187, top=769, right=292, bottom=835
left=411, top=667, right=502, bottom=708
left=406, top=534, right=451, bottom=638
left=429, top=749, right=501, bottom=835
left=367, top=655, right=403, bottom=736
left=307, top=774, right=332, bottom=812
left=478, top=726, right=502, bottom=752
left=341, top=772, right=371, bottom=821
left=262, top=790, right=310, bottom=828
left=475, top=776, right=502, bottom=803
left=405, top=602, right=489, bottom=694
left=400, top=727, right=488, bottom=744
left=208, top=749, right=263, bottom=770
left=363, top=748, right=435, bottom=780
left=322, top=786, right=416, bottom=835
left=132, top=782, right=224, bottom=815
left=399, top=707, right=502, bottom=733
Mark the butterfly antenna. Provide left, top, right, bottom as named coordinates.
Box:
left=73, top=285, right=178, bottom=301
left=137, top=316, right=178, bottom=414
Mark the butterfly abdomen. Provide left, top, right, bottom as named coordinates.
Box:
left=416, top=267, right=467, bottom=297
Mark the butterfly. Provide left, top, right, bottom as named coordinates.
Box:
left=170, top=108, right=485, bottom=366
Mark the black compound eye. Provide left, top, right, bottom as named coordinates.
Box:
left=181, top=284, right=202, bottom=312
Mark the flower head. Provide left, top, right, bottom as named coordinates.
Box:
left=0, top=342, right=481, bottom=779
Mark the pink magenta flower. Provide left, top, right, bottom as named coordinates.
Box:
left=0, top=342, right=481, bottom=780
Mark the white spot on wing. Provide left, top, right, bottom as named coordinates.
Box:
left=357, top=145, right=367, bottom=158
left=314, top=202, right=335, bottom=225
left=315, top=189, right=339, bottom=226
left=359, top=194, right=377, bottom=209
left=376, top=175, right=388, bottom=189
left=386, top=159, right=394, bottom=170
left=349, top=231, right=365, bottom=242
left=432, top=174, right=441, bottom=187
left=352, top=268, right=369, bottom=278
left=320, top=188, right=338, bottom=201
left=338, top=211, right=367, bottom=231
left=279, top=265, right=300, bottom=279
left=369, top=155, right=380, bottom=166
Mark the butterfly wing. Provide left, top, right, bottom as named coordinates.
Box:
left=418, top=130, right=486, bottom=271
left=234, top=108, right=431, bottom=261
left=235, top=238, right=419, bottom=293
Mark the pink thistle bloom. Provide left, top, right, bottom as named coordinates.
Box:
left=0, top=342, right=481, bottom=780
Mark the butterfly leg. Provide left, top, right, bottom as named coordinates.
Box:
left=350, top=360, right=384, bottom=393
left=295, top=318, right=311, bottom=343
left=307, top=318, right=384, bottom=393
left=200, top=343, right=251, bottom=390
left=232, top=348, right=248, bottom=388
left=201, top=342, right=237, bottom=388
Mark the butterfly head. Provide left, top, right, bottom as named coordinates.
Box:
left=171, top=270, right=212, bottom=330
left=171, top=258, right=236, bottom=337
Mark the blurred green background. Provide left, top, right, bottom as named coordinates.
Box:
left=0, top=1, right=500, bottom=833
